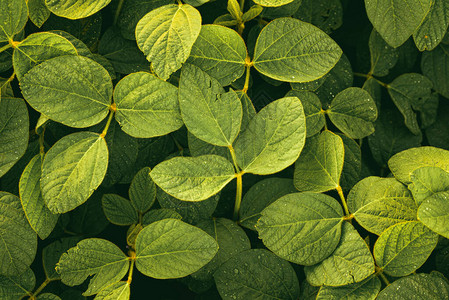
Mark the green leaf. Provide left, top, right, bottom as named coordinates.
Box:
left=377, top=272, right=449, bottom=299
left=261, top=0, right=302, bottom=19
left=364, top=0, right=432, bottom=48
left=239, top=178, right=297, bottom=230
left=387, top=73, right=433, bottom=135
left=257, top=192, right=344, bottom=265
left=388, top=146, right=449, bottom=184
left=94, top=281, right=130, bottom=300
left=418, top=191, right=449, bottom=238
left=0, top=268, right=35, bottom=300
left=0, top=192, right=37, bottom=276
left=242, top=5, right=264, bottom=22
left=234, top=97, right=306, bottom=175
left=374, top=221, right=439, bottom=276
left=27, top=0, right=50, bottom=28
left=44, top=0, right=111, bottom=19
left=408, top=166, right=449, bottom=205
left=135, top=218, right=218, bottom=279
left=13, top=32, right=78, bottom=81
left=253, top=17, right=342, bottom=82
left=294, top=0, right=343, bottom=34
left=135, top=4, right=202, bottom=80
left=188, top=132, right=230, bottom=160
left=57, top=239, right=129, bottom=296
left=113, top=71, right=183, bottom=138
left=304, top=222, right=375, bottom=286
left=285, top=90, right=325, bottom=137
left=422, top=44, right=449, bottom=98
left=42, top=237, right=81, bottom=280
left=316, top=275, right=381, bottom=300
left=150, top=155, right=235, bottom=201
left=0, top=0, right=28, bottom=42
left=157, top=188, right=219, bottom=224
left=37, top=293, right=61, bottom=300
left=141, top=209, right=182, bottom=226
left=369, top=29, right=398, bottom=76
left=187, top=25, right=247, bottom=86
left=19, top=154, right=58, bottom=239
left=41, top=131, right=109, bottom=213
left=214, top=249, right=300, bottom=300
left=129, top=167, right=156, bottom=214
left=368, top=109, right=422, bottom=168
left=253, top=0, right=294, bottom=7
left=102, top=194, right=138, bottom=226
left=414, top=0, right=449, bottom=51
left=20, top=55, right=112, bottom=128
left=347, top=177, right=418, bottom=235
left=0, top=98, right=29, bottom=178
left=227, top=0, right=242, bottom=23
left=339, top=134, right=362, bottom=191
left=192, top=218, right=250, bottom=282
left=293, top=131, right=344, bottom=192
left=327, top=87, right=377, bottom=139
left=179, top=64, right=242, bottom=146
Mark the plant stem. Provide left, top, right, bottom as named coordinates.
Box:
left=113, top=0, right=125, bottom=25
left=0, top=43, right=12, bottom=53
left=127, top=259, right=135, bottom=284
left=336, top=185, right=350, bottom=216
left=239, top=0, right=245, bottom=11
left=100, top=109, right=115, bottom=138
left=30, top=278, right=52, bottom=299
left=39, top=126, right=46, bottom=156
left=242, top=63, right=251, bottom=93
left=233, top=173, right=243, bottom=221
left=227, top=145, right=240, bottom=173
left=379, top=272, right=390, bottom=286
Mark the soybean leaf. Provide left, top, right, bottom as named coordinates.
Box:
left=294, top=0, right=343, bottom=34
left=56, top=239, right=130, bottom=296
left=242, top=5, right=264, bottom=22
left=0, top=268, right=35, bottom=300
left=0, top=98, right=29, bottom=178
left=188, top=132, right=230, bottom=160
left=387, top=73, right=433, bottom=135
left=113, top=72, right=183, bottom=138
left=327, top=87, right=377, bottom=139
left=188, top=25, right=247, bottom=86
left=157, top=188, right=219, bottom=224
left=369, top=29, right=398, bottom=76
left=98, top=27, right=150, bottom=74
left=388, top=146, right=449, bottom=184
left=150, top=155, right=235, bottom=201
left=364, top=0, right=432, bottom=48
left=0, top=0, right=28, bottom=42
left=347, top=177, right=418, bottom=235
left=253, top=0, right=294, bottom=6
left=316, top=275, right=381, bottom=300
left=301, top=281, right=320, bottom=300
left=20, top=55, right=113, bottom=128
left=285, top=90, right=325, bottom=137
left=290, top=75, right=327, bottom=92
left=236, top=91, right=257, bottom=131
left=42, top=237, right=81, bottom=280
left=253, top=17, right=342, bottom=82
left=304, top=222, right=375, bottom=286
left=234, top=97, right=306, bottom=175
left=13, top=32, right=78, bottom=80
left=339, top=134, right=362, bottom=191
left=214, top=249, right=300, bottom=300
left=374, top=221, right=439, bottom=277
left=95, top=282, right=130, bottom=300
left=129, top=167, right=156, bottom=214
left=19, top=154, right=58, bottom=239
left=408, top=166, right=449, bottom=205
left=418, top=191, right=449, bottom=238
left=368, top=109, right=422, bottom=168
left=257, top=192, right=344, bottom=265
left=37, top=293, right=61, bottom=300
left=422, top=44, right=449, bottom=98
left=135, top=4, right=202, bottom=80
left=44, top=0, right=111, bottom=19
left=102, top=194, right=138, bottom=226
left=377, top=272, right=449, bottom=299
left=0, top=192, right=37, bottom=276
left=141, top=209, right=182, bottom=226
left=294, top=131, right=344, bottom=192
left=41, top=131, right=109, bottom=213
left=27, top=0, right=50, bottom=28
left=192, top=218, right=251, bottom=282
left=179, top=64, right=242, bottom=146
left=239, top=178, right=297, bottom=230
left=414, top=0, right=449, bottom=51
left=261, top=0, right=302, bottom=19
left=135, top=219, right=218, bottom=279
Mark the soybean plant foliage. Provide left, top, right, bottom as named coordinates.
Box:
left=2, top=0, right=449, bottom=299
